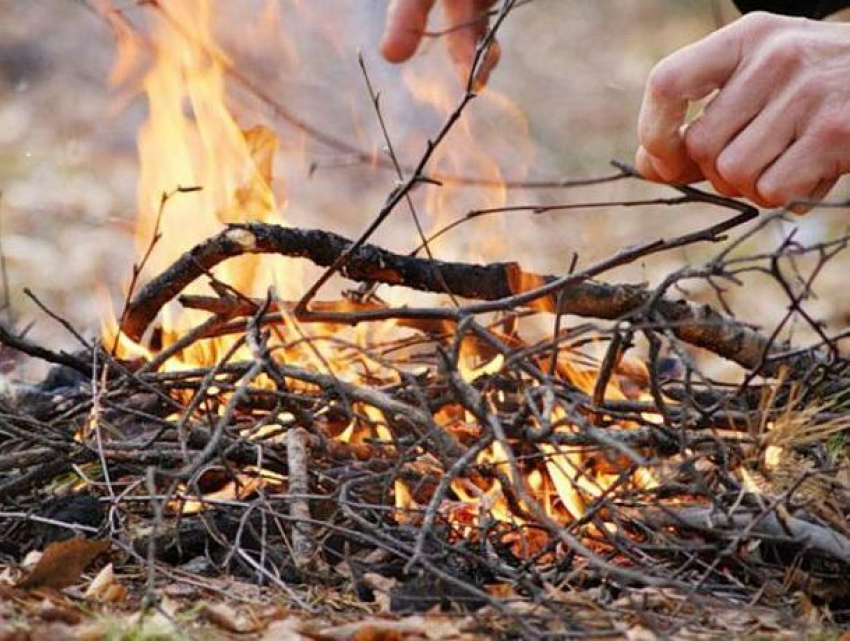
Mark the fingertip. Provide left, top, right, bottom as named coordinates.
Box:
left=710, top=180, right=743, bottom=198
left=635, top=146, right=663, bottom=181
left=380, top=0, right=431, bottom=63
left=755, top=155, right=835, bottom=212
left=380, top=28, right=420, bottom=63
left=787, top=178, right=836, bottom=215
left=379, top=38, right=414, bottom=63
left=702, top=167, right=742, bottom=198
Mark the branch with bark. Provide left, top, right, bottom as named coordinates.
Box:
left=120, top=222, right=794, bottom=375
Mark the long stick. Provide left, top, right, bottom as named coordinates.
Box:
left=120, top=222, right=790, bottom=374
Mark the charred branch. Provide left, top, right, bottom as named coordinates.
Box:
left=121, top=223, right=790, bottom=375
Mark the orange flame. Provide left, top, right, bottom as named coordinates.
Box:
left=97, top=0, right=656, bottom=546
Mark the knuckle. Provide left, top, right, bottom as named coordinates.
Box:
left=646, top=61, right=680, bottom=102
left=761, top=35, right=806, bottom=70
left=716, top=152, right=755, bottom=187
left=793, top=76, right=828, bottom=112
left=811, top=110, right=850, bottom=144
left=738, top=11, right=784, bottom=35
left=756, top=179, right=788, bottom=207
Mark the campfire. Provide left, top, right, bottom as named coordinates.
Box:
left=2, top=1, right=850, bottom=638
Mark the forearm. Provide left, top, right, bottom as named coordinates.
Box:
left=733, top=0, right=850, bottom=18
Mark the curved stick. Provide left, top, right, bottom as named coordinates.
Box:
left=121, top=223, right=788, bottom=373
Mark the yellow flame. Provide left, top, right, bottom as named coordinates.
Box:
left=97, top=1, right=659, bottom=542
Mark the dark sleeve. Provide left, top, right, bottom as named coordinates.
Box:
left=733, top=0, right=850, bottom=18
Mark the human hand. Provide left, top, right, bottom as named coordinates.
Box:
left=380, top=0, right=500, bottom=86
left=636, top=12, right=850, bottom=209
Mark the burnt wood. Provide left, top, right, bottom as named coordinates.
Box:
left=120, top=223, right=802, bottom=375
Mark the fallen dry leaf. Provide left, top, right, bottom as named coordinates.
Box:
left=101, top=583, right=128, bottom=604
left=0, top=567, right=17, bottom=586
left=261, top=617, right=307, bottom=640
left=350, top=628, right=407, bottom=641
left=25, top=622, right=77, bottom=641
left=21, top=550, right=43, bottom=571
left=318, top=616, right=464, bottom=641
left=119, top=600, right=181, bottom=639
left=75, top=621, right=114, bottom=641
left=712, top=606, right=783, bottom=633
left=625, top=627, right=658, bottom=641
left=84, top=562, right=113, bottom=599
left=361, top=572, right=397, bottom=613
left=82, top=563, right=127, bottom=604
left=36, top=598, right=82, bottom=626
left=18, top=537, right=110, bottom=591
left=202, top=602, right=258, bottom=634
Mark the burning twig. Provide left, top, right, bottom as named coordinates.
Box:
left=117, top=217, right=801, bottom=375
left=88, top=0, right=606, bottom=191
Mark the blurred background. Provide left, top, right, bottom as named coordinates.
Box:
left=1, top=0, right=848, bottom=379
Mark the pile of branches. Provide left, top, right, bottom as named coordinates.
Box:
left=3, top=199, right=850, bottom=636
left=2, top=1, right=850, bottom=636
